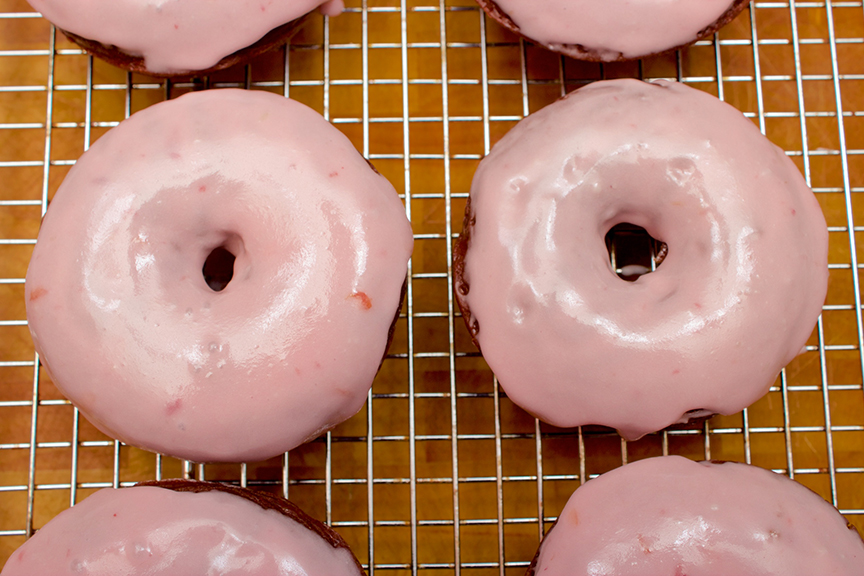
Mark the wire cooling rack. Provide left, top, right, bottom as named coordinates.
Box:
left=1, top=0, right=863, bottom=573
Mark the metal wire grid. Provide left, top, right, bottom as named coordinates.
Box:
left=1, top=0, right=863, bottom=573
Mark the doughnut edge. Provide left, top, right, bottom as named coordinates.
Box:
left=473, top=0, right=750, bottom=62
left=453, top=195, right=481, bottom=352
left=136, top=479, right=367, bottom=574
left=310, top=255, right=407, bottom=441
left=382, top=277, right=409, bottom=369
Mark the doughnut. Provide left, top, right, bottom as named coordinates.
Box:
left=528, top=456, right=864, bottom=575
left=1, top=480, right=365, bottom=575
left=454, top=78, right=828, bottom=440
left=25, top=88, right=413, bottom=463
left=25, top=0, right=345, bottom=76
left=476, top=0, right=748, bottom=61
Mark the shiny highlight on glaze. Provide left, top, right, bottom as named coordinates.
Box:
left=531, top=456, right=864, bottom=575
left=25, top=89, right=413, bottom=462
left=457, top=79, right=828, bottom=440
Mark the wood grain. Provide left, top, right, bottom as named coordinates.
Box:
left=1, top=1, right=863, bottom=573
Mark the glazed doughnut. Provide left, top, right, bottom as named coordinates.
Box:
left=454, top=78, right=828, bottom=440
left=476, top=0, right=748, bottom=61
left=528, top=456, right=864, bottom=575
left=1, top=480, right=365, bottom=575
left=25, top=0, right=345, bottom=76
left=25, top=88, right=413, bottom=463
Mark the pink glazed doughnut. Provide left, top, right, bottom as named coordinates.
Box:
left=476, top=0, right=748, bottom=61
left=454, top=79, right=828, bottom=440
left=528, top=456, right=864, bottom=575
left=25, top=0, right=345, bottom=76
left=25, top=89, right=413, bottom=463
left=1, top=481, right=365, bottom=575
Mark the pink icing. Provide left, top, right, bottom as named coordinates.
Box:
left=459, top=79, right=827, bottom=440
left=533, top=456, right=864, bottom=575
left=0, top=486, right=362, bottom=575
left=25, top=89, right=413, bottom=463
left=493, top=0, right=735, bottom=60
left=25, top=0, right=345, bottom=73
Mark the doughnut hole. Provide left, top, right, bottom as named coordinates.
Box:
left=604, top=223, right=668, bottom=282
left=202, top=233, right=243, bottom=292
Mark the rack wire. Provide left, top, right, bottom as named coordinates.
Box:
left=1, top=0, right=863, bottom=573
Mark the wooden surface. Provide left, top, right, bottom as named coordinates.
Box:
left=1, top=1, right=863, bottom=573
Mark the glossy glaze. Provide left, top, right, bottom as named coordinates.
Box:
left=26, top=0, right=344, bottom=73
left=1, top=486, right=363, bottom=575
left=458, top=79, right=827, bottom=440
left=532, top=456, right=864, bottom=575
left=493, top=0, right=735, bottom=60
left=25, top=89, right=413, bottom=462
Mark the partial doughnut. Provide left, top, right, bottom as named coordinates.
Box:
left=25, top=0, right=345, bottom=76
left=1, top=480, right=365, bottom=575
left=25, top=89, right=413, bottom=462
left=528, top=456, right=864, bottom=575
left=476, top=0, right=748, bottom=61
left=454, top=78, right=828, bottom=440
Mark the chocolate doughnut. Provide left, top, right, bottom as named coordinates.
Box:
left=25, top=0, right=346, bottom=76
left=476, top=0, right=749, bottom=61
left=454, top=79, right=828, bottom=440
left=528, top=456, right=864, bottom=575
left=1, top=480, right=366, bottom=575
left=25, top=88, right=413, bottom=462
